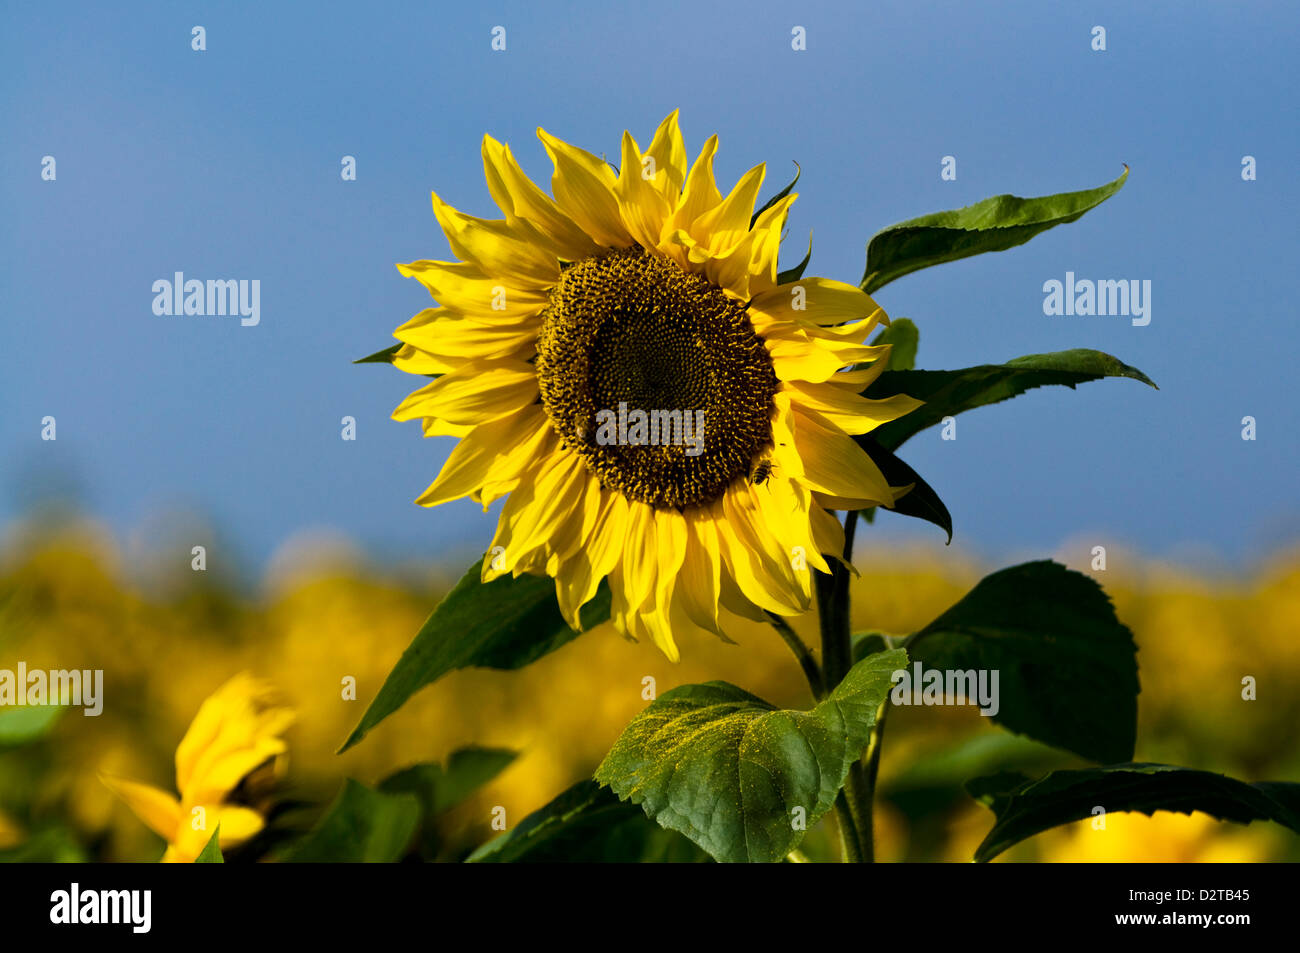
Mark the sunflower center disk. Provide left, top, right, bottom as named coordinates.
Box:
left=537, top=247, right=778, bottom=508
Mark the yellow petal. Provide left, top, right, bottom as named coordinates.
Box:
left=100, top=775, right=182, bottom=841
left=607, top=562, right=636, bottom=642
left=831, top=353, right=895, bottom=390
left=649, top=508, right=688, bottom=624
left=184, top=740, right=287, bottom=809
left=767, top=333, right=889, bottom=384
left=545, top=471, right=603, bottom=574
left=476, top=419, right=559, bottom=509
left=537, top=128, right=632, bottom=248
left=645, top=110, right=688, bottom=199
left=702, top=195, right=794, bottom=300
left=747, top=194, right=798, bottom=295
left=415, top=406, right=548, bottom=507
left=769, top=393, right=805, bottom=481
left=395, top=260, right=549, bottom=317
left=634, top=602, right=681, bottom=663
left=615, top=131, right=674, bottom=251
left=163, top=806, right=265, bottom=863
left=175, top=674, right=294, bottom=805
left=717, top=565, right=769, bottom=623
left=669, top=135, right=723, bottom=232
left=686, top=163, right=765, bottom=256
left=481, top=135, right=603, bottom=261
left=784, top=380, right=923, bottom=435
left=555, top=489, right=628, bottom=628
left=790, top=406, right=895, bottom=505
left=392, top=360, right=538, bottom=426
left=391, top=343, right=460, bottom=377
left=429, top=191, right=560, bottom=285
left=619, top=501, right=660, bottom=611
left=617, top=508, right=688, bottom=662
left=395, top=313, right=540, bottom=362
left=810, top=503, right=853, bottom=572
left=750, top=278, right=886, bottom=327
left=674, top=509, right=724, bottom=637
left=716, top=488, right=808, bottom=614
left=421, top=417, right=473, bottom=438
left=213, top=805, right=266, bottom=843
left=483, top=450, right=588, bottom=579
left=756, top=473, right=831, bottom=576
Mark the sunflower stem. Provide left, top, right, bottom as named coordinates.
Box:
left=764, top=612, right=825, bottom=700
left=834, top=791, right=864, bottom=863
left=844, top=762, right=874, bottom=863
left=863, top=695, right=891, bottom=804
left=815, top=510, right=873, bottom=862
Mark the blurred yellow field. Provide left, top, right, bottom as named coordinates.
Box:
left=3, top=515, right=1296, bottom=863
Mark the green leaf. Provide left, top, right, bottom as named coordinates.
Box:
left=195, top=826, right=223, bottom=863
left=0, top=705, right=64, bottom=747
left=908, top=561, right=1138, bottom=763
left=281, top=779, right=420, bottom=863
left=967, top=764, right=1300, bottom=863
left=858, top=318, right=919, bottom=530
left=378, top=746, right=517, bottom=818
left=889, top=733, right=1067, bottom=795
left=354, top=343, right=401, bottom=364
left=856, top=435, right=952, bottom=541
left=595, top=648, right=907, bottom=863
left=861, top=166, right=1128, bottom=293
left=864, top=349, right=1156, bottom=452
left=776, top=230, right=813, bottom=285
left=340, top=564, right=611, bottom=752
left=850, top=630, right=904, bottom=664
left=869, top=317, right=919, bottom=371
left=468, top=780, right=710, bottom=863
left=750, top=161, right=800, bottom=229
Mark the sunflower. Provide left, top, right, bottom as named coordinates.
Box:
left=390, top=111, right=921, bottom=661
left=102, top=673, right=293, bottom=862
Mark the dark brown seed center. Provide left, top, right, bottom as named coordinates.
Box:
left=536, top=247, right=777, bottom=508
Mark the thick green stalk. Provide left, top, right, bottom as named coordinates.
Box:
left=843, top=762, right=874, bottom=863
left=764, top=611, right=825, bottom=700
left=834, top=791, right=864, bottom=863
left=816, top=511, right=873, bottom=862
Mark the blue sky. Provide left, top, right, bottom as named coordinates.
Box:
left=2, top=0, right=1297, bottom=577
